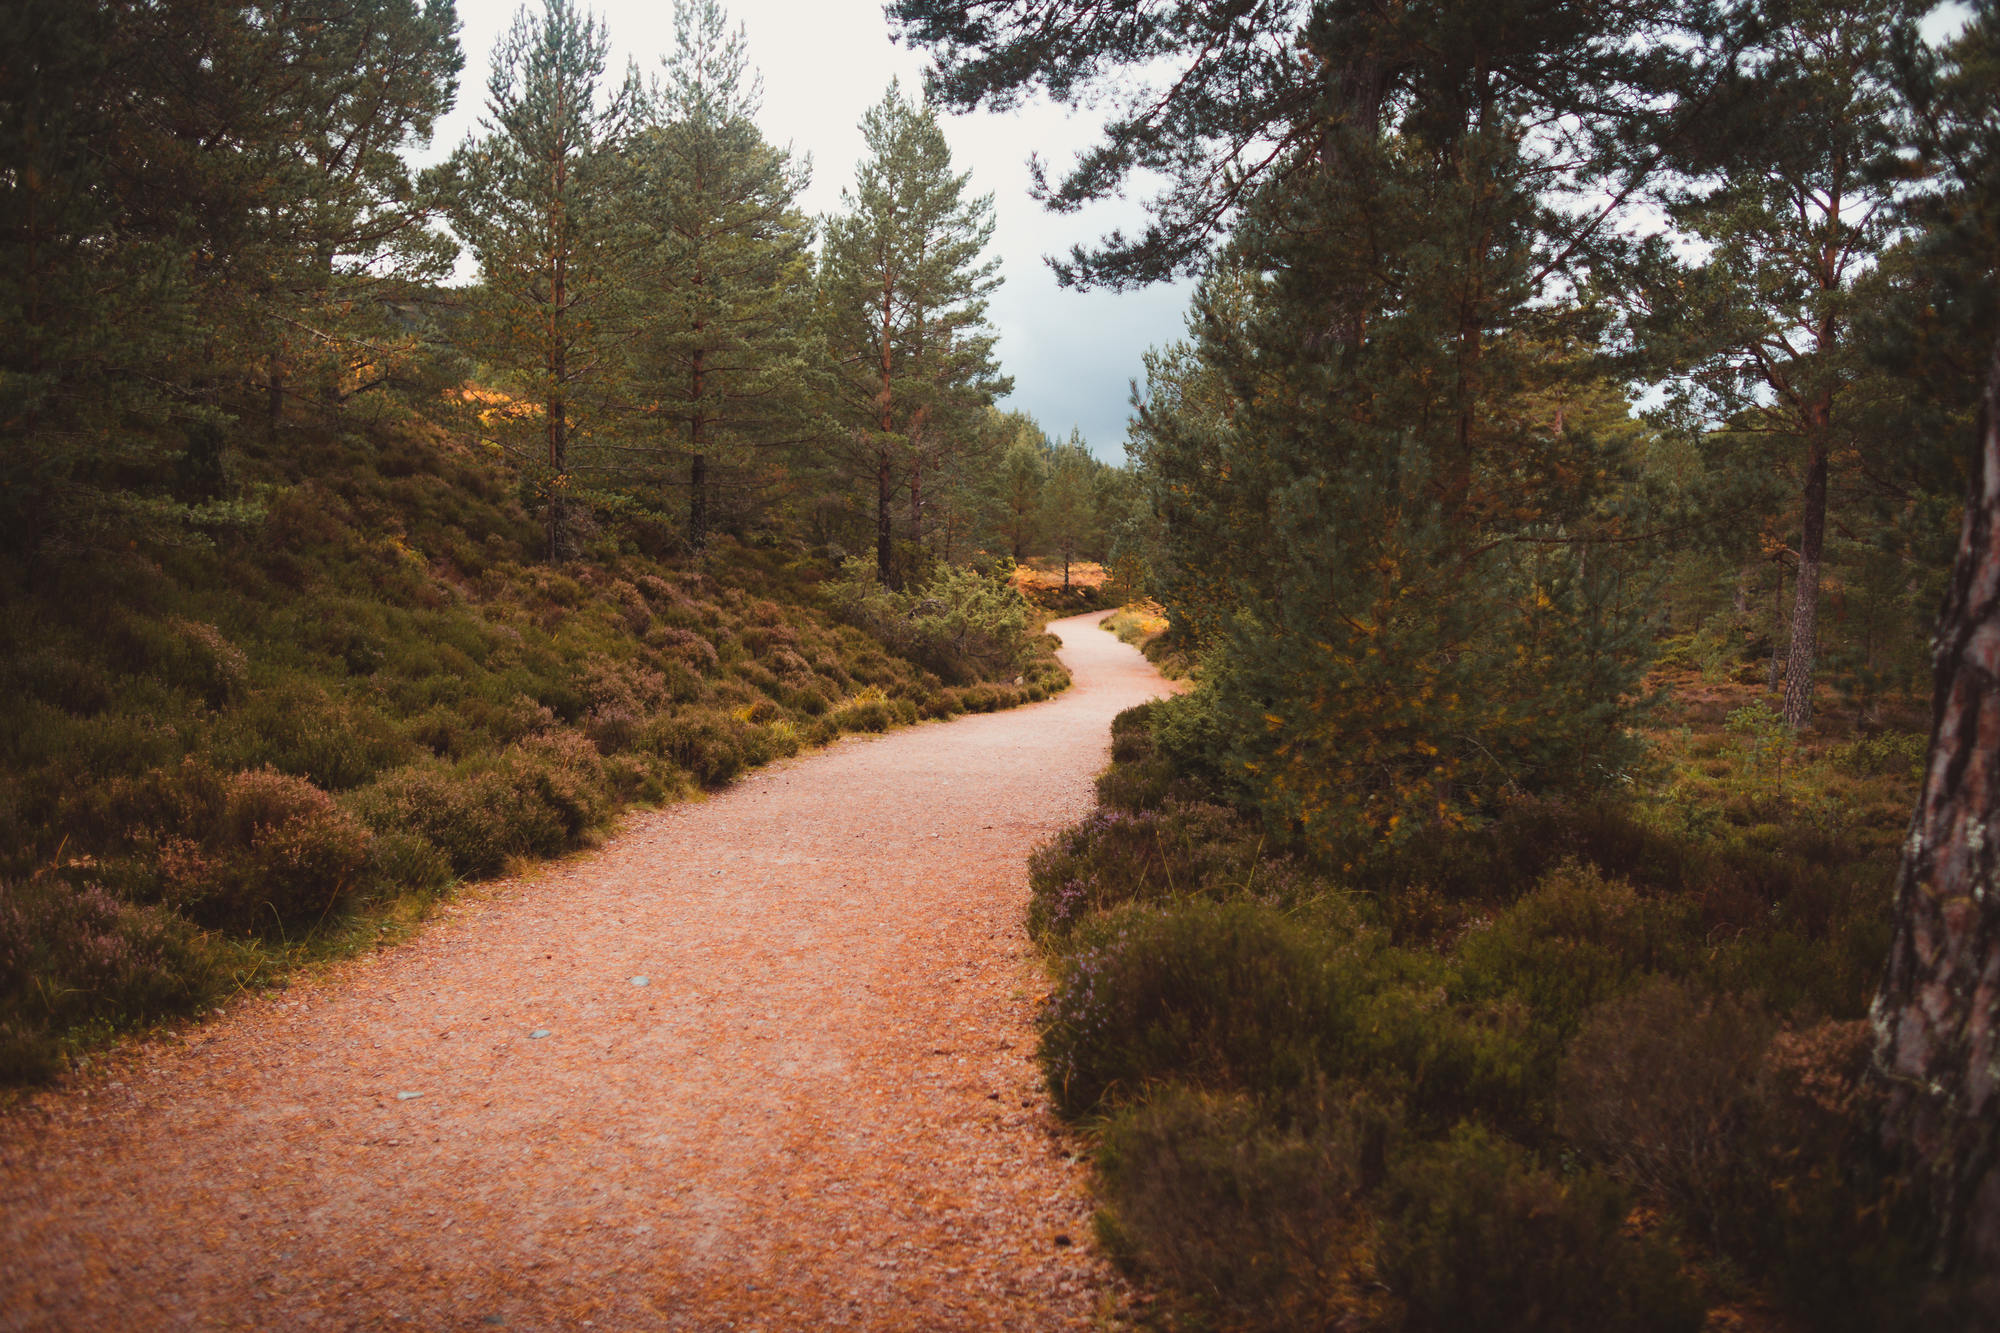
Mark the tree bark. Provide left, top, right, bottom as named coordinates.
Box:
left=689, top=452, right=708, bottom=551
left=1768, top=559, right=1786, bottom=693
left=876, top=443, right=894, bottom=587
left=1781, top=438, right=1828, bottom=728
left=689, top=344, right=708, bottom=551
left=1873, top=335, right=2000, bottom=1280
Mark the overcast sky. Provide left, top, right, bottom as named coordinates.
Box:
left=424, top=0, right=1193, bottom=464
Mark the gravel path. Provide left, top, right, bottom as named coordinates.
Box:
left=0, top=612, right=1174, bottom=1331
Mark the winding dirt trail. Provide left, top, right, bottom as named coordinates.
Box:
left=1, top=612, right=1173, bottom=1331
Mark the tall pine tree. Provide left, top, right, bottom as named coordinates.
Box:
left=621, top=0, right=813, bottom=552
left=442, top=0, right=641, bottom=562
left=818, top=82, right=1008, bottom=584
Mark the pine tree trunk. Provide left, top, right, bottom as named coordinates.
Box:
left=689, top=452, right=708, bottom=551
left=547, top=177, right=570, bottom=563
left=877, top=273, right=896, bottom=585
left=1873, top=336, right=2000, bottom=1281
left=547, top=388, right=568, bottom=562
left=1780, top=439, right=1828, bottom=728
left=689, top=344, right=708, bottom=550
left=876, top=444, right=894, bottom=586
left=1768, top=560, right=1786, bottom=693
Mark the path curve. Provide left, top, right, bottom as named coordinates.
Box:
left=1, top=612, right=1174, bottom=1331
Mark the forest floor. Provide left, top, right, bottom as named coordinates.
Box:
left=0, top=612, right=1175, bottom=1331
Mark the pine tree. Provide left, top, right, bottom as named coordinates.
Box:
left=995, top=415, right=1049, bottom=562
left=0, top=0, right=461, bottom=571
left=1651, top=0, right=1913, bottom=729
left=621, top=0, right=813, bottom=552
left=1041, top=431, right=1099, bottom=589
left=441, top=0, right=642, bottom=562
left=818, top=81, right=1009, bottom=584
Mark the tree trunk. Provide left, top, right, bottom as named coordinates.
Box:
left=689, top=345, right=708, bottom=550
left=876, top=444, right=894, bottom=586
left=1873, top=336, right=2000, bottom=1282
left=547, top=387, right=569, bottom=563
left=1780, top=438, right=1828, bottom=728
left=689, top=452, right=708, bottom=551
left=1768, top=560, right=1786, bottom=693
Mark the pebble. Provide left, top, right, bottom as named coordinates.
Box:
left=631, top=977, right=650, bottom=987
left=529, top=1030, right=551, bottom=1039
left=396, top=1091, right=422, bottom=1101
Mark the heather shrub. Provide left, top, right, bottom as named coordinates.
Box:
left=355, top=763, right=511, bottom=877
left=1025, top=800, right=1274, bottom=941
left=1555, top=977, right=1778, bottom=1242
left=214, top=682, right=413, bottom=790
left=366, top=830, right=453, bottom=895
left=0, top=876, right=232, bottom=1079
left=109, top=616, right=249, bottom=708
left=1453, top=861, right=1699, bottom=1066
left=1379, top=1126, right=1703, bottom=1333
left=828, top=687, right=897, bottom=734
left=1094, top=1084, right=1399, bottom=1330
left=640, top=706, right=767, bottom=786
left=165, top=768, right=372, bottom=932
left=1039, top=902, right=1367, bottom=1119
left=1563, top=1003, right=1926, bottom=1330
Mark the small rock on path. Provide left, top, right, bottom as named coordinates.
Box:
left=0, top=612, right=1175, bottom=1331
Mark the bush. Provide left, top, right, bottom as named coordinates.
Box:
left=1555, top=977, right=1778, bottom=1243
left=640, top=706, right=768, bottom=786
left=1379, top=1126, right=1703, bottom=1333
left=1095, top=1085, right=1397, bottom=1330
left=214, top=682, right=413, bottom=790
left=163, top=768, right=372, bottom=933
left=824, top=558, right=1034, bottom=684
left=1025, top=801, right=1273, bottom=942
left=1039, top=901, right=1363, bottom=1118
left=1453, top=861, right=1699, bottom=1068
left=0, top=876, right=233, bottom=1079
left=355, top=733, right=610, bottom=879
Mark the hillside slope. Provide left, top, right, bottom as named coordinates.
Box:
left=0, top=417, right=1066, bottom=1081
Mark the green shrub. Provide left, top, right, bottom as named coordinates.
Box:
left=109, top=616, right=249, bottom=708
left=366, top=831, right=453, bottom=895
left=1379, top=1126, right=1703, bottom=1333
left=824, top=558, right=1035, bottom=684
left=639, top=706, right=767, bottom=786
left=164, top=768, right=372, bottom=933
left=1026, top=801, right=1275, bottom=941
left=1039, top=902, right=1362, bottom=1118
left=214, top=682, right=413, bottom=790
left=829, top=688, right=897, bottom=734
left=1453, top=861, right=1698, bottom=1063
left=355, top=763, right=510, bottom=877
left=0, top=876, right=234, bottom=1080
left=1828, top=729, right=1926, bottom=779
left=1095, top=1085, right=1397, bottom=1330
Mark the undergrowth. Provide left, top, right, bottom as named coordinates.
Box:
left=1031, top=673, right=1957, bottom=1331
left=0, top=418, right=1065, bottom=1084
